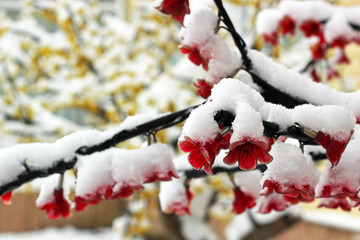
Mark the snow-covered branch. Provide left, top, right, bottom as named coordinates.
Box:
left=0, top=105, right=196, bottom=196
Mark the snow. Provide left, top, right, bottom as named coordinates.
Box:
left=0, top=0, right=360, bottom=237
left=256, top=1, right=360, bottom=37
left=205, top=35, right=242, bottom=85
left=180, top=77, right=267, bottom=143
left=315, top=125, right=360, bottom=197
left=180, top=100, right=221, bottom=142
left=233, top=170, right=262, bottom=197
left=0, top=113, right=159, bottom=191
left=292, top=104, right=355, bottom=141
left=75, top=151, right=114, bottom=198
left=159, top=174, right=188, bottom=213
left=278, top=1, right=334, bottom=22
left=181, top=6, right=218, bottom=48
left=36, top=174, right=71, bottom=208
left=324, top=13, right=358, bottom=44
left=210, top=78, right=265, bottom=112
left=261, top=142, right=310, bottom=193
left=180, top=4, right=242, bottom=86
left=111, top=143, right=177, bottom=191
left=230, top=102, right=264, bottom=143
left=249, top=49, right=360, bottom=121
left=260, top=103, right=292, bottom=132
left=256, top=9, right=283, bottom=35
left=76, top=143, right=177, bottom=199
left=0, top=227, right=118, bottom=240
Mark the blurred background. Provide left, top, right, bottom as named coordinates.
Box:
left=0, top=0, right=360, bottom=239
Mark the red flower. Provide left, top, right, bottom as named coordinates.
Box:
left=74, top=185, right=144, bottom=211
left=38, top=189, right=70, bottom=220
left=0, top=191, right=13, bottom=206
left=258, top=193, right=288, bottom=214
left=179, top=45, right=209, bottom=71
left=232, top=187, right=257, bottom=214
left=327, top=68, right=340, bottom=81
left=310, top=68, right=321, bottom=82
left=318, top=197, right=351, bottom=211
left=223, top=137, right=273, bottom=170
left=261, top=179, right=314, bottom=204
left=279, top=15, right=296, bottom=35
left=336, top=51, right=350, bottom=65
left=314, top=131, right=352, bottom=167
left=356, top=116, right=360, bottom=124
left=330, top=36, right=349, bottom=49
left=178, top=134, right=224, bottom=174
left=263, top=32, right=278, bottom=46
left=194, top=79, right=212, bottom=99
left=167, top=186, right=194, bottom=215
left=300, top=20, right=323, bottom=39
left=283, top=191, right=314, bottom=204
left=155, top=0, right=190, bottom=25
left=143, top=170, right=178, bottom=183
left=317, top=183, right=358, bottom=199
left=310, top=43, right=326, bottom=60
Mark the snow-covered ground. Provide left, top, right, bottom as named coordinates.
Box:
left=0, top=227, right=119, bottom=240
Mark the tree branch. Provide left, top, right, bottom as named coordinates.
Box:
left=181, top=165, right=268, bottom=179
left=0, top=102, right=319, bottom=196
left=214, top=0, right=252, bottom=70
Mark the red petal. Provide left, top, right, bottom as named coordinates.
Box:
left=204, top=162, right=213, bottom=175
left=1, top=191, right=13, bottom=206
left=300, top=20, right=323, bottom=38
left=155, top=0, right=190, bottom=25
left=74, top=196, right=88, bottom=211
left=252, top=144, right=273, bottom=164
left=331, top=36, right=348, bottom=49
left=337, top=51, right=350, bottom=64
left=315, top=131, right=352, bottom=167
left=310, top=43, right=326, bottom=60
left=223, top=148, right=239, bottom=165
left=188, top=149, right=206, bottom=170
left=238, top=147, right=257, bottom=170
left=310, top=68, right=321, bottom=83
left=261, top=180, right=275, bottom=195
left=263, top=32, right=278, bottom=46
left=178, top=137, right=197, bottom=152
left=194, top=79, right=212, bottom=99
left=279, top=15, right=296, bottom=35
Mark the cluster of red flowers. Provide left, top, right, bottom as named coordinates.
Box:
left=75, top=170, right=178, bottom=211
left=156, top=0, right=229, bottom=100
left=179, top=132, right=274, bottom=175
left=38, top=189, right=71, bottom=220
left=318, top=198, right=352, bottom=212
left=156, top=0, right=357, bottom=215
left=262, top=179, right=315, bottom=205
left=74, top=185, right=143, bottom=211
left=316, top=179, right=360, bottom=211
left=263, top=15, right=360, bottom=82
